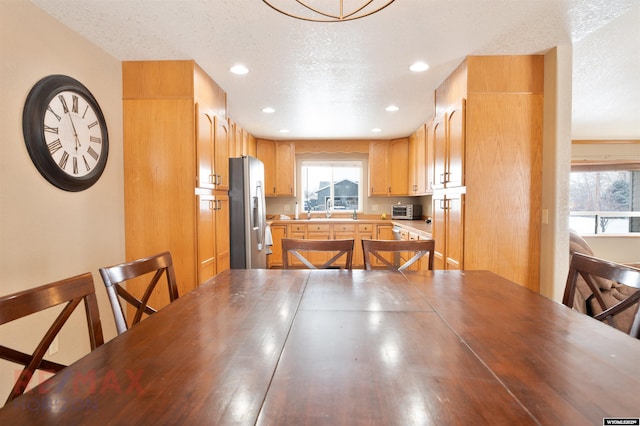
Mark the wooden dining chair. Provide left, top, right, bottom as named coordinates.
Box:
left=563, top=252, right=640, bottom=338
left=362, top=238, right=435, bottom=271
left=282, top=238, right=354, bottom=269
left=99, top=251, right=179, bottom=335
left=0, top=272, right=104, bottom=404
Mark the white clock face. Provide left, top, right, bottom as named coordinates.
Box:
left=43, top=90, right=105, bottom=178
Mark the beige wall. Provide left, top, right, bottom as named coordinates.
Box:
left=0, top=0, right=124, bottom=399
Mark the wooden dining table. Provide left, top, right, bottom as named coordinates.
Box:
left=1, top=269, right=639, bottom=425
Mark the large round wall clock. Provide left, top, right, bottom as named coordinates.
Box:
left=22, top=75, right=109, bottom=192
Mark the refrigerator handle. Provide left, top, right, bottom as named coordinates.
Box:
left=254, top=182, right=265, bottom=250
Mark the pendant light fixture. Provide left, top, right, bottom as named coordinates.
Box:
left=262, top=0, right=395, bottom=22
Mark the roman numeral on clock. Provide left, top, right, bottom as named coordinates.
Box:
left=87, top=146, right=99, bottom=161
left=47, top=106, right=62, bottom=121
left=59, top=151, right=69, bottom=169
left=72, top=95, right=79, bottom=113
left=58, top=95, right=69, bottom=114
left=44, top=125, right=59, bottom=134
left=48, top=139, right=63, bottom=155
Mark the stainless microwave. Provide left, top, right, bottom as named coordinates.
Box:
left=392, top=204, right=422, bottom=220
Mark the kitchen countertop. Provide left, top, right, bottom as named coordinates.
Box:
left=268, top=217, right=432, bottom=238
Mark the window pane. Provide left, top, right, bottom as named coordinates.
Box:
left=569, top=170, right=638, bottom=234
left=301, top=161, right=362, bottom=212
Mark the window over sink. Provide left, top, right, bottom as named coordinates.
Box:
left=301, top=160, right=363, bottom=213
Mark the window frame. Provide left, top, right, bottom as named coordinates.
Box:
left=569, top=161, right=640, bottom=235
left=300, top=159, right=364, bottom=213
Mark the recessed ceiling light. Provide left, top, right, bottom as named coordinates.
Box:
left=386, top=105, right=399, bottom=112
left=230, top=64, right=249, bottom=75
left=371, top=128, right=382, bottom=133
left=279, top=129, right=289, bottom=133
left=262, top=107, right=275, bottom=113
left=409, top=62, right=429, bottom=72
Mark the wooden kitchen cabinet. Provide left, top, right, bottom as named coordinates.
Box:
left=267, top=225, right=286, bottom=268
left=408, top=123, right=428, bottom=195
left=354, top=223, right=373, bottom=267
left=215, top=193, right=230, bottom=272
left=425, top=118, right=436, bottom=192
left=432, top=100, right=465, bottom=190
left=123, top=60, right=230, bottom=309
left=429, top=55, right=543, bottom=292
left=307, top=223, right=332, bottom=266
left=267, top=221, right=393, bottom=269
left=256, top=139, right=295, bottom=197
left=197, top=193, right=216, bottom=282
left=432, top=191, right=464, bottom=271
left=368, top=139, right=408, bottom=196
left=228, top=119, right=256, bottom=159
left=214, top=116, right=229, bottom=191
left=195, top=192, right=229, bottom=277
left=197, top=106, right=215, bottom=189
left=286, top=223, right=306, bottom=267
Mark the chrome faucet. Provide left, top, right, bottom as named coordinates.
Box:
left=325, top=199, right=333, bottom=218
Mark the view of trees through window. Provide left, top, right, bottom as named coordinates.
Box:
left=301, top=161, right=362, bottom=213
left=569, top=170, right=640, bottom=234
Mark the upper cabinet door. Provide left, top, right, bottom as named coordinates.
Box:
left=256, top=139, right=276, bottom=196
left=432, top=100, right=466, bottom=190
left=414, top=124, right=427, bottom=195
left=368, top=140, right=389, bottom=196
left=432, top=116, right=446, bottom=190
left=275, top=141, right=295, bottom=196
left=214, top=116, right=229, bottom=190
left=196, top=104, right=215, bottom=189
left=389, top=138, right=408, bottom=196
left=446, top=100, right=465, bottom=189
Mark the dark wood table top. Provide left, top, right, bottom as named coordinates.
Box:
left=1, top=269, right=638, bottom=425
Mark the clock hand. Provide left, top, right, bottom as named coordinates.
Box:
left=67, top=113, right=81, bottom=151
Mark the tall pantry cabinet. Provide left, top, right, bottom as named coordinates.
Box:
left=122, top=60, right=230, bottom=309
left=431, top=56, right=543, bottom=292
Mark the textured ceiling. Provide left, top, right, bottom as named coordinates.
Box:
left=30, top=0, right=640, bottom=140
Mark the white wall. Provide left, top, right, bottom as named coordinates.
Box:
left=539, top=46, right=573, bottom=302
left=0, top=0, right=124, bottom=400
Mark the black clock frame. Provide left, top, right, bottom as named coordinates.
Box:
left=22, top=75, right=109, bottom=192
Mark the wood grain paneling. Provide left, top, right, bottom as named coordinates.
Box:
left=464, top=93, right=543, bottom=291
left=123, top=98, right=198, bottom=303
left=467, top=56, right=544, bottom=94
left=122, top=60, right=194, bottom=99
left=435, top=59, right=468, bottom=116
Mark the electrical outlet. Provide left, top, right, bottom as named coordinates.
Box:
left=283, top=204, right=290, bottom=212
left=372, top=204, right=379, bottom=212
left=48, top=336, right=59, bottom=355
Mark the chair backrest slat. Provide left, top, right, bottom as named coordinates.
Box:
left=282, top=239, right=354, bottom=269
left=362, top=239, right=435, bottom=271
left=0, top=272, right=104, bottom=404
left=99, top=251, right=179, bottom=335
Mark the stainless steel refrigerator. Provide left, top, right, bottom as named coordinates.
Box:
left=229, top=156, right=268, bottom=269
